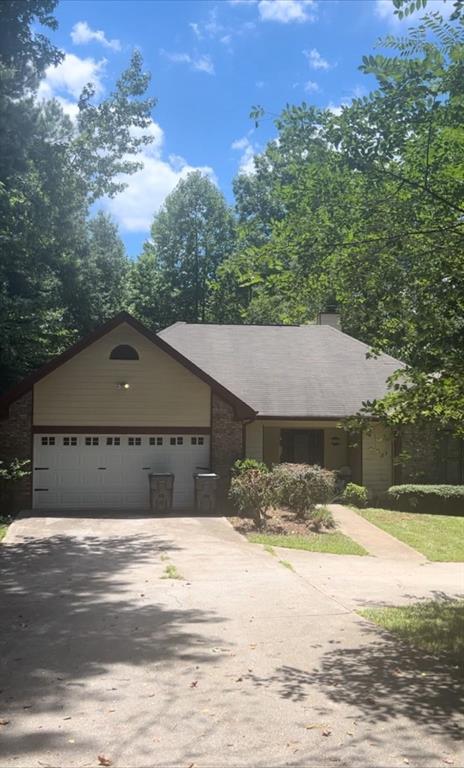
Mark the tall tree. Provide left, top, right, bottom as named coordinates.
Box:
left=216, top=5, right=464, bottom=433
left=67, top=212, right=130, bottom=333
left=140, top=172, right=236, bottom=328
left=128, top=250, right=164, bottom=331
left=0, top=1, right=156, bottom=391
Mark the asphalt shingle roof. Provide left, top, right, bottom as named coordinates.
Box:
left=158, top=322, right=404, bottom=418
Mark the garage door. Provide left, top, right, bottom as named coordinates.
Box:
left=33, top=433, right=210, bottom=510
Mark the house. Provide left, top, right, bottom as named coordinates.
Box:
left=0, top=311, right=404, bottom=512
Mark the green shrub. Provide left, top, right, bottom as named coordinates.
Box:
left=342, top=482, right=368, bottom=508
left=310, top=506, right=336, bottom=531
left=231, top=458, right=269, bottom=476
left=270, top=463, right=336, bottom=520
left=386, top=484, right=464, bottom=515
left=0, top=459, right=30, bottom=515
left=229, top=469, right=270, bottom=528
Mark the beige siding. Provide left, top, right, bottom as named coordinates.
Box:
left=34, top=323, right=210, bottom=427
left=263, top=427, right=280, bottom=466
left=362, top=424, right=393, bottom=496
left=245, top=421, right=263, bottom=461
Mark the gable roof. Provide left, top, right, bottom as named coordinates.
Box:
left=0, top=312, right=256, bottom=419
left=159, top=322, right=404, bottom=419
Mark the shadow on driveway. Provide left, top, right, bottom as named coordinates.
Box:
left=0, top=530, right=228, bottom=760
left=246, top=620, right=463, bottom=742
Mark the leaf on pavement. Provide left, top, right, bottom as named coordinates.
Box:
left=97, top=755, right=112, bottom=766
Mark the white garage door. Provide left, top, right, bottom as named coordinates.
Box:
left=33, top=433, right=210, bottom=510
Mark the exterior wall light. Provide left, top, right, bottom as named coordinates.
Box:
left=116, top=382, right=130, bottom=390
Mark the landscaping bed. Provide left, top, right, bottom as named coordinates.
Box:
left=359, top=599, right=464, bottom=673
left=229, top=507, right=367, bottom=555
left=359, top=508, right=464, bottom=561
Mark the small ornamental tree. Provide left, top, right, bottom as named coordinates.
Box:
left=271, top=464, right=336, bottom=521
left=229, top=469, right=270, bottom=528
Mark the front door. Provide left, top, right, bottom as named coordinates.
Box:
left=281, top=429, right=324, bottom=466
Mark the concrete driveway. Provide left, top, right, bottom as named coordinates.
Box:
left=0, top=513, right=462, bottom=768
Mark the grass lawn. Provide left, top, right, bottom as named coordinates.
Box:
left=359, top=508, right=464, bottom=561
left=0, top=518, right=9, bottom=541
left=248, top=531, right=368, bottom=556
left=359, top=600, right=464, bottom=672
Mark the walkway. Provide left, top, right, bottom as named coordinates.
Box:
left=328, top=503, right=426, bottom=561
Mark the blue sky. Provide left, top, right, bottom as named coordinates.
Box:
left=37, top=0, right=448, bottom=256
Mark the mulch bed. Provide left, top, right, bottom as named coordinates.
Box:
left=228, top=506, right=320, bottom=536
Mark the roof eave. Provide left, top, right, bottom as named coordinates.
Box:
left=0, top=312, right=257, bottom=421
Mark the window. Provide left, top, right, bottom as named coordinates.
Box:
left=63, top=437, right=77, bottom=446
left=128, top=437, right=142, bottom=446
left=177, top=436, right=183, bottom=445
left=109, top=344, right=139, bottom=360
left=85, top=437, right=99, bottom=446
left=170, top=437, right=176, bottom=446
left=106, top=437, right=121, bottom=446
left=41, top=436, right=55, bottom=446
left=149, top=437, right=163, bottom=446
left=191, top=436, right=205, bottom=446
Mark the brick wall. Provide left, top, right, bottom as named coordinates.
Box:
left=0, top=391, right=33, bottom=512
left=211, top=393, right=244, bottom=501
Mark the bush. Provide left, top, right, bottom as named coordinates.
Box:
left=342, top=482, right=368, bottom=508
left=270, top=463, right=336, bottom=520
left=229, top=469, right=270, bottom=528
left=386, top=484, right=464, bottom=516
left=231, top=458, right=269, bottom=476
left=310, top=506, right=336, bottom=531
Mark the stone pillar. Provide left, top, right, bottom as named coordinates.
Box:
left=211, top=393, right=244, bottom=501
left=0, top=391, right=33, bottom=512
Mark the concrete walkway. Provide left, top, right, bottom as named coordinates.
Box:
left=328, top=503, right=426, bottom=561
left=0, top=513, right=462, bottom=768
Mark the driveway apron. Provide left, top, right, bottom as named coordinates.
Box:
left=0, top=513, right=462, bottom=767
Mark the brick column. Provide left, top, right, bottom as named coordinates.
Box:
left=0, top=391, right=33, bottom=512
left=211, top=393, right=244, bottom=501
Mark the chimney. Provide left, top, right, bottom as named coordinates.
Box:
left=316, top=310, right=341, bottom=330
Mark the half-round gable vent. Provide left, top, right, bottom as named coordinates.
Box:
left=109, top=344, right=139, bottom=360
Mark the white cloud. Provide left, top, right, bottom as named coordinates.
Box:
left=304, top=47, right=331, bottom=70
left=160, top=49, right=215, bottom=74
left=102, top=120, right=216, bottom=232
left=258, top=0, right=317, bottom=23
left=71, top=21, right=121, bottom=51
left=374, top=0, right=452, bottom=23
left=231, top=136, right=257, bottom=175
left=304, top=79, right=320, bottom=93
left=37, top=52, right=106, bottom=102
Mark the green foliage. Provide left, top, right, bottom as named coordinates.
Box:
left=213, top=7, right=464, bottom=436
left=0, top=458, right=30, bottom=483
left=360, top=507, right=464, bottom=560
left=140, top=171, right=236, bottom=329
left=359, top=599, right=464, bottom=670
left=270, top=463, right=336, bottom=520
left=0, top=2, right=155, bottom=392
left=72, top=212, right=130, bottom=333
left=248, top=531, right=368, bottom=556
left=0, top=458, right=30, bottom=516
left=127, top=250, right=164, bottom=331
left=310, top=505, right=336, bottom=531
left=229, top=469, right=270, bottom=528
left=386, top=484, right=464, bottom=514
left=231, top=458, right=269, bottom=476
left=342, top=483, right=369, bottom=508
